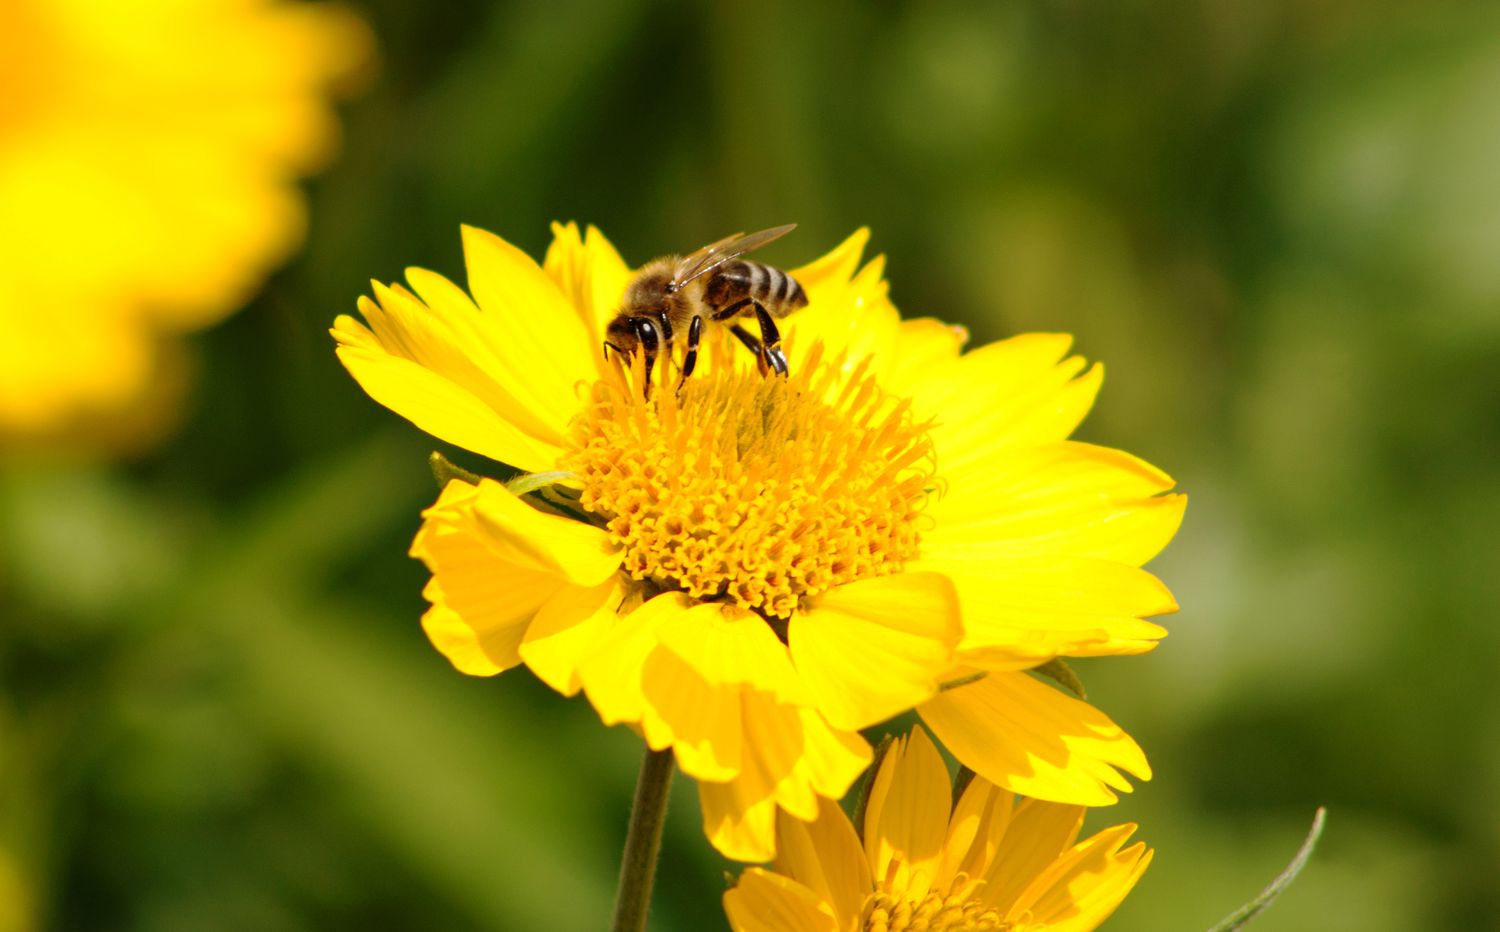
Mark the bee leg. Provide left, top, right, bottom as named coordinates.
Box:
left=752, top=302, right=788, bottom=377
left=633, top=317, right=661, bottom=397
left=728, top=323, right=773, bottom=375
left=678, top=315, right=703, bottom=391
left=658, top=311, right=682, bottom=387
left=710, top=297, right=754, bottom=321
left=724, top=298, right=787, bottom=376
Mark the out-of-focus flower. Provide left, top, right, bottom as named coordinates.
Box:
left=0, top=842, right=34, bottom=932
left=333, top=223, right=1182, bottom=860
left=0, top=0, right=371, bottom=449
left=723, top=727, right=1152, bottom=932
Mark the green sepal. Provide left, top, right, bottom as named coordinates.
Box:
left=429, top=451, right=486, bottom=489
left=952, top=764, right=977, bottom=808
left=1033, top=658, right=1087, bottom=699
left=505, top=470, right=580, bottom=497
left=937, top=670, right=986, bottom=693
left=850, top=734, right=897, bottom=844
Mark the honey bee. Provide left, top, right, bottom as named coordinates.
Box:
left=604, top=224, right=809, bottom=389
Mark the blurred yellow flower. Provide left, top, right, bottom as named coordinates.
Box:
left=723, top=727, right=1152, bottom=932
left=0, top=843, right=34, bottom=932
left=333, top=223, right=1182, bottom=860
left=0, top=0, right=371, bottom=448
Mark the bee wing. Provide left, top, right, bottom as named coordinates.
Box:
left=673, top=231, right=744, bottom=280
left=669, top=223, right=797, bottom=290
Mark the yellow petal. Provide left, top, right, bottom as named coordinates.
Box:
left=543, top=221, right=632, bottom=351
left=790, top=572, right=960, bottom=731
left=907, top=333, right=1102, bottom=474
left=367, top=274, right=571, bottom=441
left=579, top=596, right=755, bottom=780
left=333, top=310, right=562, bottom=472
left=774, top=797, right=871, bottom=928
left=409, top=481, right=571, bottom=677
left=860, top=732, right=900, bottom=871
left=791, top=228, right=870, bottom=291
left=864, top=727, right=952, bottom=900
left=941, top=776, right=1013, bottom=889
left=400, top=267, right=580, bottom=439
left=450, top=479, right=621, bottom=586
left=914, top=555, right=1175, bottom=665
left=460, top=224, right=598, bottom=391
left=700, top=779, right=780, bottom=863
left=735, top=697, right=838, bottom=822
left=416, top=564, right=562, bottom=677
left=696, top=703, right=870, bottom=862
left=639, top=603, right=810, bottom=780
left=656, top=603, right=810, bottom=707
left=918, top=672, right=1150, bottom=806
left=639, top=617, right=748, bottom=781
left=577, top=592, right=688, bottom=729
left=518, top=578, right=622, bottom=696
left=577, top=593, right=863, bottom=807
left=768, top=705, right=876, bottom=822
left=778, top=710, right=872, bottom=811
left=925, top=441, right=1186, bottom=567
left=883, top=317, right=968, bottom=397
left=984, top=800, right=1085, bottom=911
left=723, top=868, right=840, bottom=932
left=785, top=229, right=903, bottom=383
left=1006, top=824, right=1151, bottom=931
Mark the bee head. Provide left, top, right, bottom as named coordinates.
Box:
left=605, top=315, right=640, bottom=357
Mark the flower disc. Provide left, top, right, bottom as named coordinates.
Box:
left=563, top=348, right=937, bottom=620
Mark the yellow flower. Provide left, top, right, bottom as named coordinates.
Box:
left=0, top=0, right=371, bottom=447
left=723, top=727, right=1152, bottom=932
left=332, top=223, right=1183, bottom=860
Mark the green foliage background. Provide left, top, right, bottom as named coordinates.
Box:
left=5, top=0, right=1499, bottom=928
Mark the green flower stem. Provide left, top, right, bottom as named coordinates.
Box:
left=611, top=746, right=675, bottom=932
left=1206, top=807, right=1328, bottom=932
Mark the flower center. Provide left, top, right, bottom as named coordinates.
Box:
left=860, top=887, right=1008, bottom=932
left=561, top=346, right=936, bottom=620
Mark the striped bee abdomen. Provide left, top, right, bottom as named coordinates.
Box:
left=705, top=260, right=808, bottom=319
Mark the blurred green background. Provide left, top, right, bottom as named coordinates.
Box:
left=5, top=0, right=1499, bottom=928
